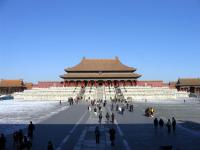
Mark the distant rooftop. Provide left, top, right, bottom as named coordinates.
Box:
left=0, top=79, right=24, bottom=87
left=177, top=78, right=200, bottom=86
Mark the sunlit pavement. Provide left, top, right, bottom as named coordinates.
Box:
left=5, top=100, right=200, bottom=150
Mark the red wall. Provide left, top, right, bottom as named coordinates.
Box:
left=33, top=80, right=167, bottom=88
left=33, top=81, right=63, bottom=88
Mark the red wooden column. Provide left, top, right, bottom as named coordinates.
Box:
left=131, top=81, right=134, bottom=86
left=120, top=81, right=123, bottom=86
left=123, top=80, right=125, bottom=86
left=105, top=81, right=108, bottom=87
left=63, top=81, right=66, bottom=87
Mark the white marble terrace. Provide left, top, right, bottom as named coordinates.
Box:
left=13, top=85, right=189, bottom=101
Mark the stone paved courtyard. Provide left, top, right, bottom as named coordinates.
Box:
left=4, top=99, right=200, bottom=150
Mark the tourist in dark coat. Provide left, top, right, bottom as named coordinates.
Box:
left=154, top=118, right=158, bottom=129
left=111, top=113, right=115, bottom=124
left=47, top=141, right=54, bottom=150
left=111, top=103, right=114, bottom=111
left=0, top=133, right=6, bottom=150
left=94, top=107, right=97, bottom=112
left=106, top=112, right=110, bottom=123
left=116, top=104, right=119, bottom=111
left=121, top=107, right=125, bottom=115
left=126, top=103, right=129, bottom=109
left=18, top=129, right=24, bottom=146
left=159, top=118, right=164, bottom=128
left=95, top=126, right=100, bottom=144
left=166, top=119, right=172, bottom=133
left=172, top=117, right=176, bottom=132
left=129, top=104, right=134, bottom=112
left=28, top=121, right=35, bottom=140
left=109, top=128, right=116, bottom=146
left=13, top=131, right=18, bottom=147
left=99, top=113, right=102, bottom=124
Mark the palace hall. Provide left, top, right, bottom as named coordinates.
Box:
left=60, top=57, right=141, bottom=87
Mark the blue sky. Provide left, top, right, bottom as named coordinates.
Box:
left=0, top=0, right=200, bottom=83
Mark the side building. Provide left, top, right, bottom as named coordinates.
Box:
left=176, top=78, right=200, bottom=96
left=0, top=79, right=32, bottom=95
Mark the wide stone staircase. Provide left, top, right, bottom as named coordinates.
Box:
left=96, top=86, right=104, bottom=100
left=77, top=87, right=86, bottom=99
left=13, top=87, right=81, bottom=100
left=13, top=85, right=189, bottom=101
left=84, top=86, right=97, bottom=100
left=120, top=86, right=189, bottom=100
left=115, top=87, right=124, bottom=100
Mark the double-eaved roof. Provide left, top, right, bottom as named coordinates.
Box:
left=65, top=57, right=135, bottom=72
left=61, top=57, right=141, bottom=80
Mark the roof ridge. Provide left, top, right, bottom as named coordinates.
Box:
left=65, top=57, right=136, bottom=72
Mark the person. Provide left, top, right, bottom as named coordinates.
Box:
left=99, top=113, right=102, bottom=124
left=103, top=100, right=107, bottom=107
left=129, top=104, right=132, bottom=112
left=95, top=126, right=100, bottom=144
left=59, top=100, right=61, bottom=105
left=154, top=118, right=158, bottom=129
left=47, top=141, right=54, bottom=150
left=94, top=107, right=97, bottom=116
left=22, top=136, right=32, bottom=150
left=106, top=112, right=110, bottom=123
left=72, top=98, right=74, bottom=105
left=116, top=104, right=119, bottom=111
left=18, top=129, right=24, bottom=146
left=98, top=105, right=102, bottom=112
left=0, top=133, right=6, bottom=150
left=166, top=119, right=172, bottom=133
left=111, top=103, right=114, bottom=111
left=28, top=121, right=35, bottom=140
left=109, top=128, right=115, bottom=146
left=150, top=108, right=154, bottom=117
left=159, top=118, right=164, bottom=128
left=126, top=103, right=129, bottom=109
left=131, top=104, right=134, bottom=112
left=172, top=117, right=176, bottom=132
left=111, top=113, right=115, bottom=124
left=13, top=131, right=18, bottom=148
left=94, top=107, right=97, bottom=112
left=121, top=107, right=124, bottom=115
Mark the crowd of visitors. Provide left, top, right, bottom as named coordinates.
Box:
left=0, top=121, right=35, bottom=150
left=154, top=117, right=176, bottom=133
